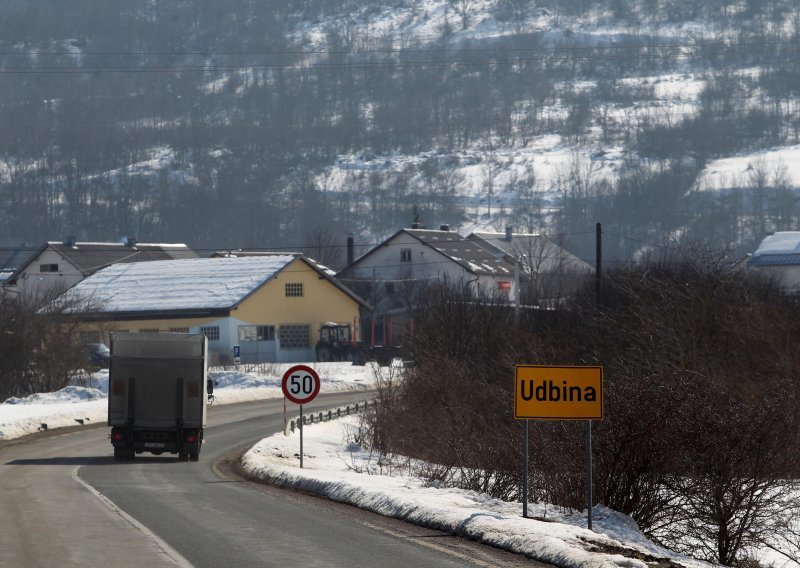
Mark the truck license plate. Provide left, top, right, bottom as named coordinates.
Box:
left=144, top=442, right=165, bottom=448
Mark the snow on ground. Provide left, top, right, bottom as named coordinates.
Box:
left=208, top=361, right=379, bottom=404
left=0, top=362, right=378, bottom=441
left=697, top=144, right=800, bottom=190
left=242, top=415, right=711, bottom=568
left=0, top=386, right=109, bottom=441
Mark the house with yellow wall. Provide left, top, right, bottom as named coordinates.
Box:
left=64, top=254, right=367, bottom=364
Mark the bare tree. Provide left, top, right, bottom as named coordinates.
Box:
left=763, top=501, right=800, bottom=566
left=304, top=227, right=343, bottom=270
left=449, top=0, right=477, bottom=30
left=746, top=158, right=770, bottom=241
left=481, top=154, right=503, bottom=219
left=0, top=288, right=107, bottom=399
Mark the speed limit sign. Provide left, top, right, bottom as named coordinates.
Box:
left=281, top=365, right=321, bottom=405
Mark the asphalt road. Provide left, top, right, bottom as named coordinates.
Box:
left=0, top=392, right=547, bottom=568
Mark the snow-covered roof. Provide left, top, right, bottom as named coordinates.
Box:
left=68, top=255, right=297, bottom=313
left=342, top=228, right=515, bottom=277
left=468, top=232, right=594, bottom=273
left=405, top=229, right=516, bottom=276
left=5, top=240, right=198, bottom=284
left=749, top=232, right=800, bottom=267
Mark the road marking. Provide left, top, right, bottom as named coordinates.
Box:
left=71, top=467, right=195, bottom=568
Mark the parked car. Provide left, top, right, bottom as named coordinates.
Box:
left=86, top=342, right=110, bottom=368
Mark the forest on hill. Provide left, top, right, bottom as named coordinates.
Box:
left=2, top=0, right=800, bottom=266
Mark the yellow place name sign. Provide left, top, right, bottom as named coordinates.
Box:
left=514, top=365, right=604, bottom=420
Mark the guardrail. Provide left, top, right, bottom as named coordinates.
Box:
left=285, top=400, right=372, bottom=435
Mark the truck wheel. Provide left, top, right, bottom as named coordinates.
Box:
left=126, top=448, right=136, bottom=460
left=178, top=450, right=188, bottom=461
left=189, top=451, right=199, bottom=462
left=113, top=447, right=124, bottom=461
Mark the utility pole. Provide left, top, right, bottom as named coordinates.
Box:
left=595, top=222, right=602, bottom=303
left=587, top=222, right=601, bottom=531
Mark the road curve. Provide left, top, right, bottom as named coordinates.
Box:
left=0, top=392, right=546, bottom=568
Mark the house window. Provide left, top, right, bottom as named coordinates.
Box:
left=239, top=325, right=275, bottom=342
left=139, top=328, right=159, bottom=333
left=200, top=326, right=220, bottom=341
left=169, top=327, right=189, bottom=333
left=400, top=249, right=412, bottom=262
left=39, top=263, right=59, bottom=273
left=285, top=283, right=304, bottom=297
left=80, top=331, right=101, bottom=344
left=279, top=324, right=310, bottom=349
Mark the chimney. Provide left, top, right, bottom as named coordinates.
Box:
left=505, top=225, right=513, bottom=242
left=411, top=222, right=420, bottom=229
left=440, top=224, right=449, bottom=232
left=346, top=236, right=355, bottom=266
left=63, top=236, right=77, bottom=247
left=125, top=237, right=137, bottom=248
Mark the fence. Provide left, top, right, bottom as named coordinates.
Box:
left=286, top=400, right=371, bottom=435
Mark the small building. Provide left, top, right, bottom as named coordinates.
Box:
left=748, top=232, right=800, bottom=289
left=468, top=229, right=594, bottom=301
left=64, top=254, right=367, bottom=364
left=337, top=226, right=519, bottom=310
left=3, top=238, right=197, bottom=301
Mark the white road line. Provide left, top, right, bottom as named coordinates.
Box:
left=71, top=466, right=195, bottom=568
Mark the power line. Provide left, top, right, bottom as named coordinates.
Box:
left=2, top=44, right=800, bottom=74
left=3, top=37, right=800, bottom=57
left=0, top=231, right=597, bottom=255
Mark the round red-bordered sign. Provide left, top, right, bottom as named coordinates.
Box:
left=281, top=364, right=321, bottom=404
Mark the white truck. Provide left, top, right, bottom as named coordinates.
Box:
left=108, top=332, right=209, bottom=461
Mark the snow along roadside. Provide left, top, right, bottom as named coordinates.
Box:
left=240, top=415, right=711, bottom=568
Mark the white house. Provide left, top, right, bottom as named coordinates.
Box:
left=337, top=226, right=519, bottom=308
left=4, top=237, right=196, bottom=301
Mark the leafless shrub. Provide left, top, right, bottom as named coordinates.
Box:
left=364, top=254, right=800, bottom=564
left=0, top=288, right=106, bottom=400
left=763, top=500, right=800, bottom=566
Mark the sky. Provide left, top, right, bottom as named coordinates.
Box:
left=1, top=362, right=795, bottom=568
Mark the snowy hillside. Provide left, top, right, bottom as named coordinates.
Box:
left=2, top=0, right=799, bottom=262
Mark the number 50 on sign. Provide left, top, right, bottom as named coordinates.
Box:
left=282, top=364, right=321, bottom=405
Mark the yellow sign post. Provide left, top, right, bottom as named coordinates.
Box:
left=514, top=365, right=604, bottom=528
left=514, top=365, right=603, bottom=420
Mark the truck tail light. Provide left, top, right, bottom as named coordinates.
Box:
left=112, top=432, right=123, bottom=441
left=186, top=434, right=198, bottom=443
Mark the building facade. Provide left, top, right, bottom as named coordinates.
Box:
left=337, top=227, right=519, bottom=314
left=4, top=238, right=196, bottom=301
left=66, top=255, right=366, bottom=364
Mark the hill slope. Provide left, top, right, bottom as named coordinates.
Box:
left=2, top=0, right=799, bottom=264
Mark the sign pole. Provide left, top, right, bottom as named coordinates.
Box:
left=299, top=404, right=304, bottom=469
left=281, top=364, right=321, bottom=471
left=522, top=419, right=529, bottom=518
left=588, top=223, right=600, bottom=531
left=514, top=365, right=604, bottom=526
left=587, top=420, right=593, bottom=530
